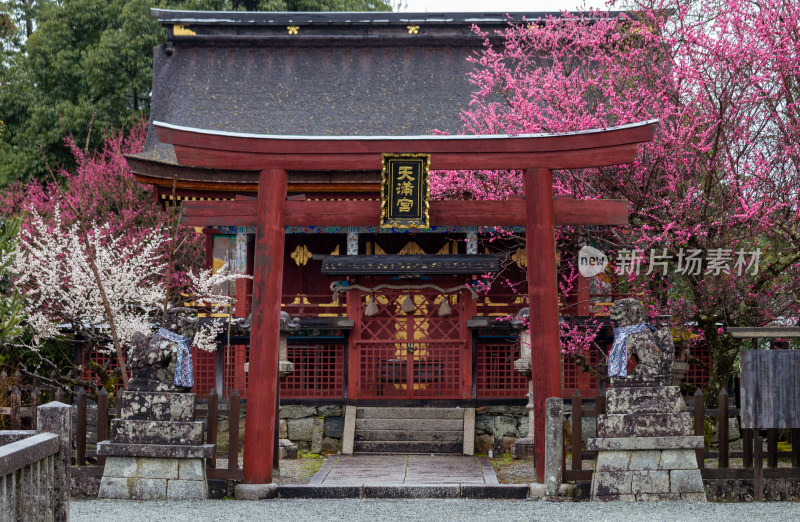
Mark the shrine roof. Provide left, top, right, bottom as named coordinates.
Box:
left=131, top=9, right=623, bottom=187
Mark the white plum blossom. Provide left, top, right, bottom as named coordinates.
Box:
left=187, top=263, right=252, bottom=353
left=4, top=206, right=252, bottom=377
left=10, top=208, right=168, bottom=352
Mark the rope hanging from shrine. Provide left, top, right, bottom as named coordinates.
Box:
left=330, top=281, right=478, bottom=317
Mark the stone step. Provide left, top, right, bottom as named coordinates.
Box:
left=587, top=435, right=705, bottom=451
left=356, top=407, right=464, bottom=420
left=353, top=441, right=463, bottom=454
left=120, top=391, right=195, bottom=421
left=597, top=412, right=693, bottom=438
left=605, top=386, right=683, bottom=415
left=355, top=418, right=463, bottom=432
left=110, top=419, right=205, bottom=445
left=355, top=430, right=463, bottom=442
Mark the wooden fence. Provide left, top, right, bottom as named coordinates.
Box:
left=0, top=402, right=71, bottom=521
left=564, top=389, right=800, bottom=483
left=2, top=383, right=244, bottom=488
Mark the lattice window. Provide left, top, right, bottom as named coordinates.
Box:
left=562, top=349, right=600, bottom=398
left=475, top=343, right=528, bottom=398
left=193, top=349, right=216, bottom=397
left=685, top=344, right=712, bottom=390
left=223, top=343, right=249, bottom=398
left=191, top=343, right=250, bottom=398
left=354, top=289, right=466, bottom=399
left=281, top=343, right=345, bottom=398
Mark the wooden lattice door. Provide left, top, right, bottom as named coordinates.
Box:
left=353, top=288, right=469, bottom=399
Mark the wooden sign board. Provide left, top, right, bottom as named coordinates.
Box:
left=320, top=254, right=499, bottom=275
left=381, top=153, right=430, bottom=229
left=740, top=350, right=800, bottom=429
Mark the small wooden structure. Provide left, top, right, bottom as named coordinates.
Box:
left=733, top=327, right=800, bottom=500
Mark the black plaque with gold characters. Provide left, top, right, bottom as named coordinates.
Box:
left=381, top=153, right=430, bottom=229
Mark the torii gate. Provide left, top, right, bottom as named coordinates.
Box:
left=153, top=119, right=657, bottom=486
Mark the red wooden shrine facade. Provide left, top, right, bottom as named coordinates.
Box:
left=189, top=229, right=600, bottom=402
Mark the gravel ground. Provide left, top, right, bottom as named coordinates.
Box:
left=71, top=499, right=800, bottom=521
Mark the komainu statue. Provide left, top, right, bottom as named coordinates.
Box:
left=608, top=298, right=673, bottom=384
left=128, top=307, right=199, bottom=392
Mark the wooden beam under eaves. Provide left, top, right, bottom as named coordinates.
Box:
left=180, top=197, right=629, bottom=228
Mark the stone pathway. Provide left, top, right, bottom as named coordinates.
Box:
left=276, top=454, right=526, bottom=498
left=311, top=454, right=496, bottom=486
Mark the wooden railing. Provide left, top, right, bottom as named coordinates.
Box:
left=0, top=402, right=71, bottom=521
left=563, top=390, right=605, bottom=482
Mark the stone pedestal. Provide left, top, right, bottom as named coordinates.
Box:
left=588, top=385, right=706, bottom=501
left=98, top=391, right=215, bottom=500
left=511, top=356, right=535, bottom=459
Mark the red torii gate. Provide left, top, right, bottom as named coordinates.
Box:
left=154, top=119, right=657, bottom=485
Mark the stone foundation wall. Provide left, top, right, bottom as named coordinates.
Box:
left=705, top=478, right=800, bottom=501
left=474, top=406, right=597, bottom=457
left=279, top=404, right=344, bottom=454
left=474, top=406, right=529, bottom=455
left=280, top=404, right=535, bottom=456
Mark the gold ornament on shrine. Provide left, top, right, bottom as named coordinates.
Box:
left=380, top=153, right=430, bottom=229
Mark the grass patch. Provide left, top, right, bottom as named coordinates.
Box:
left=488, top=453, right=535, bottom=484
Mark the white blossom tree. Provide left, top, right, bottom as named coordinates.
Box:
left=3, top=206, right=249, bottom=389
left=8, top=207, right=168, bottom=387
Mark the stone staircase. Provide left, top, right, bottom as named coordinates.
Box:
left=343, top=406, right=475, bottom=455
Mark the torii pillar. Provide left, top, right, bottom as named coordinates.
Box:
left=240, top=168, right=287, bottom=492
left=524, top=168, right=562, bottom=484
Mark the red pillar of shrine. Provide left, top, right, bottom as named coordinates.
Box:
left=523, top=167, right=562, bottom=484
left=243, top=168, right=288, bottom=484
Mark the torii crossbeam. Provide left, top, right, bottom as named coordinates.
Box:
left=153, top=119, right=658, bottom=486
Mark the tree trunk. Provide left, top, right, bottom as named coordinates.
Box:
left=699, top=320, right=739, bottom=408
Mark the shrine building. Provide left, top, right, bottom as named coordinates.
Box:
left=127, top=9, right=658, bottom=484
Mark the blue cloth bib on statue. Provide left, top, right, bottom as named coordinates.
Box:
left=609, top=323, right=651, bottom=377
left=158, top=327, right=194, bottom=388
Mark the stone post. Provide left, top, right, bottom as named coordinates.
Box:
left=37, top=401, right=72, bottom=522
left=512, top=329, right=535, bottom=459
left=544, top=397, right=563, bottom=496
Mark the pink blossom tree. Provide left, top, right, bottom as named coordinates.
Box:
left=434, top=0, right=800, bottom=402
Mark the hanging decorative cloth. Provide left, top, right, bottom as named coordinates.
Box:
left=364, top=295, right=379, bottom=317
left=401, top=294, right=417, bottom=313
left=158, top=327, right=194, bottom=388
left=437, top=296, right=452, bottom=317
left=608, top=323, right=651, bottom=377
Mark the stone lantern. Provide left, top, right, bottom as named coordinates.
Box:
left=274, top=311, right=299, bottom=474
left=278, top=311, right=299, bottom=378
left=511, top=308, right=535, bottom=459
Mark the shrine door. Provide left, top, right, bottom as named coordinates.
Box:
left=353, top=287, right=470, bottom=399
